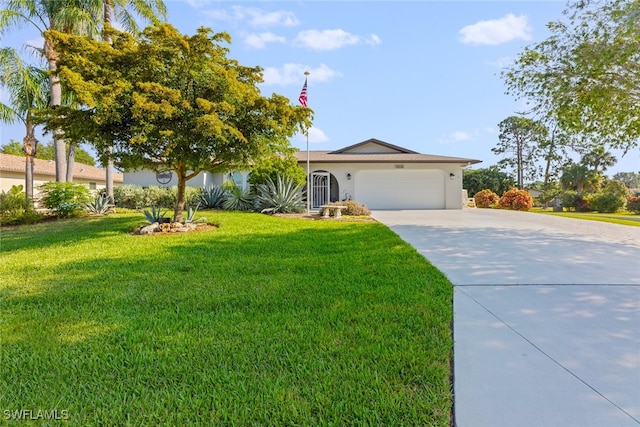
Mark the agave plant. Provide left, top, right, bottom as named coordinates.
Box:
left=255, top=175, right=305, bottom=214
left=222, top=186, right=255, bottom=211
left=84, top=194, right=114, bottom=215
left=184, top=202, right=207, bottom=224
left=200, top=185, right=227, bottom=209
left=142, top=205, right=170, bottom=223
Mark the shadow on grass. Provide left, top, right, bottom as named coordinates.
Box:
left=0, top=214, right=144, bottom=253
left=0, top=213, right=454, bottom=426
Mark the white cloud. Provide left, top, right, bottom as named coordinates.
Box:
left=294, top=29, right=381, bottom=51
left=243, top=8, right=299, bottom=28
left=296, top=127, right=329, bottom=144
left=308, top=127, right=329, bottom=143
left=452, top=131, right=472, bottom=141
left=261, top=63, right=341, bottom=86
left=367, top=34, right=382, bottom=46
left=486, top=56, right=514, bottom=69
left=25, top=37, right=44, bottom=50
left=244, top=32, right=286, bottom=49
left=459, top=14, right=532, bottom=46
left=203, top=6, right=299, bottom=28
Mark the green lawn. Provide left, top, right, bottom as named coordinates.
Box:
left=0, top=212, right=453, bottom=426
left=531, top=208, right=640, bottom=227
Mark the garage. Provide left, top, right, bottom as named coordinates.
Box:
left=355, top=169, right=446, bottom=209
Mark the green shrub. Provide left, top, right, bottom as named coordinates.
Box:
left=331, top=200, right=370, bottom=216
left=38, top=182, right=92, bottom=218
left=498, top=188, right=533, bottom=211
left=627, top=196, right=640, bottom=214
left=0, top=185, right=44, bottom=225
left=474, top=189, right=499, bottom=208
left=255, top=175, right=305, bottom=214
left=145, top=186, right=174, bottom=208
left=588, top=180, right=629, bottom=213
left=559, top=191, right=592, bottom=212
left=113, top=184, right=146, bottom=209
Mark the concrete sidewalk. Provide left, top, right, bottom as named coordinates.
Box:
left=372, top=209, right=640, bottom=427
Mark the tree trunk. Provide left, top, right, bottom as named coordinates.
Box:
left=517, top=136, right=524, bottom=189
left=104, top=2, right=115, bottom=201
left=106, top=149, right=114, bottom=202
left=66, top=143, right=75, bottom=182
left=44, top=30, right=66, bottom=182
left=22, top=125, right=38, bottom=204
left=174, top=170, right=187, bottom=223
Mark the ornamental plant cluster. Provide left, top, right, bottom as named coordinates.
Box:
left=474, top=187, right=533, bottom=211
left=498, top=188, right=534, bottom=211
left=473, top=189, right=500, bottom=208
left=328, top=200, right=371, bottom=216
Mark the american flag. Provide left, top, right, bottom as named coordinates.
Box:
left=298, top=78, right=308, bottom=107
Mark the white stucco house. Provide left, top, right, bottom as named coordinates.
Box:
left=124, top=138, right=481, bottom=210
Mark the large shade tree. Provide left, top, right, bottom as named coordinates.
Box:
left=502, top=0, right=640, bottom=155
left=0, top=47, right=49, bottom=202
left=42, top=24, right=311, bottom=222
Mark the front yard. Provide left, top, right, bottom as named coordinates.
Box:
left=0, top=212, right=453, bottom=425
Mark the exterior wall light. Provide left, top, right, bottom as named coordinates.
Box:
left=450, top=172, right=455, bottom=180
left=346, top=173, right=352, bottom=180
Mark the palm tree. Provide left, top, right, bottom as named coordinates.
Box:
left=560, top=162, right=597, bottom=197
left=0, top=47, right=49, bottom=202
left=581, top=146, right=617, bottom=175
left=1, top=0, right=102, bottom=182
left=1, top=0, right=166, bottom=190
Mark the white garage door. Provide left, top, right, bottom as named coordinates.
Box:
left=355, top=169, right=445, bottom=209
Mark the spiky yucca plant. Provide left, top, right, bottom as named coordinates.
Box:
left=255, top=175, right=305, bottom=214
left=222, top=186, right=255, bottom=211
left=142, top=205, right=170, bottom=223
left=84, top=194, right=114, bottom=215
left=200, top=185, right=227, bottom=209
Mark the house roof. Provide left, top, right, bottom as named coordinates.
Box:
left=295, top=138, right=481, bottom=165
left=0, top=153, right=123, bottom=182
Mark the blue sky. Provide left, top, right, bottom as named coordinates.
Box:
left=2, top=1, right=639, bottom=176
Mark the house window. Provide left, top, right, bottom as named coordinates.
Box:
left=89, top=182, right=97, bottom=190
left=226, top=172, right=244, bottom=189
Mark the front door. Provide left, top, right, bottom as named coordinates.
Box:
left=311, top=172, right=330, bottom=209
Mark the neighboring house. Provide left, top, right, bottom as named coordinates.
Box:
left=526, top=188, right=544, bottom=199
left=0, top=153, right=123, bottom=194
left=124, top=138, right=481, bottom=210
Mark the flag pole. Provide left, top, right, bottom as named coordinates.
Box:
left=303, top=71, right=310, bottom=215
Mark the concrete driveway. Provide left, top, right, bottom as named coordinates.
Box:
left=372, top=209, right=640, bottom=427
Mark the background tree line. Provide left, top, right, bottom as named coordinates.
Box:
left=464, top=0, right=639, bottom=211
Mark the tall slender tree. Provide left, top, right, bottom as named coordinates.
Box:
left=492, top=115, right=547, bottom=189
left=0, top=47, right=49, bottom=202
